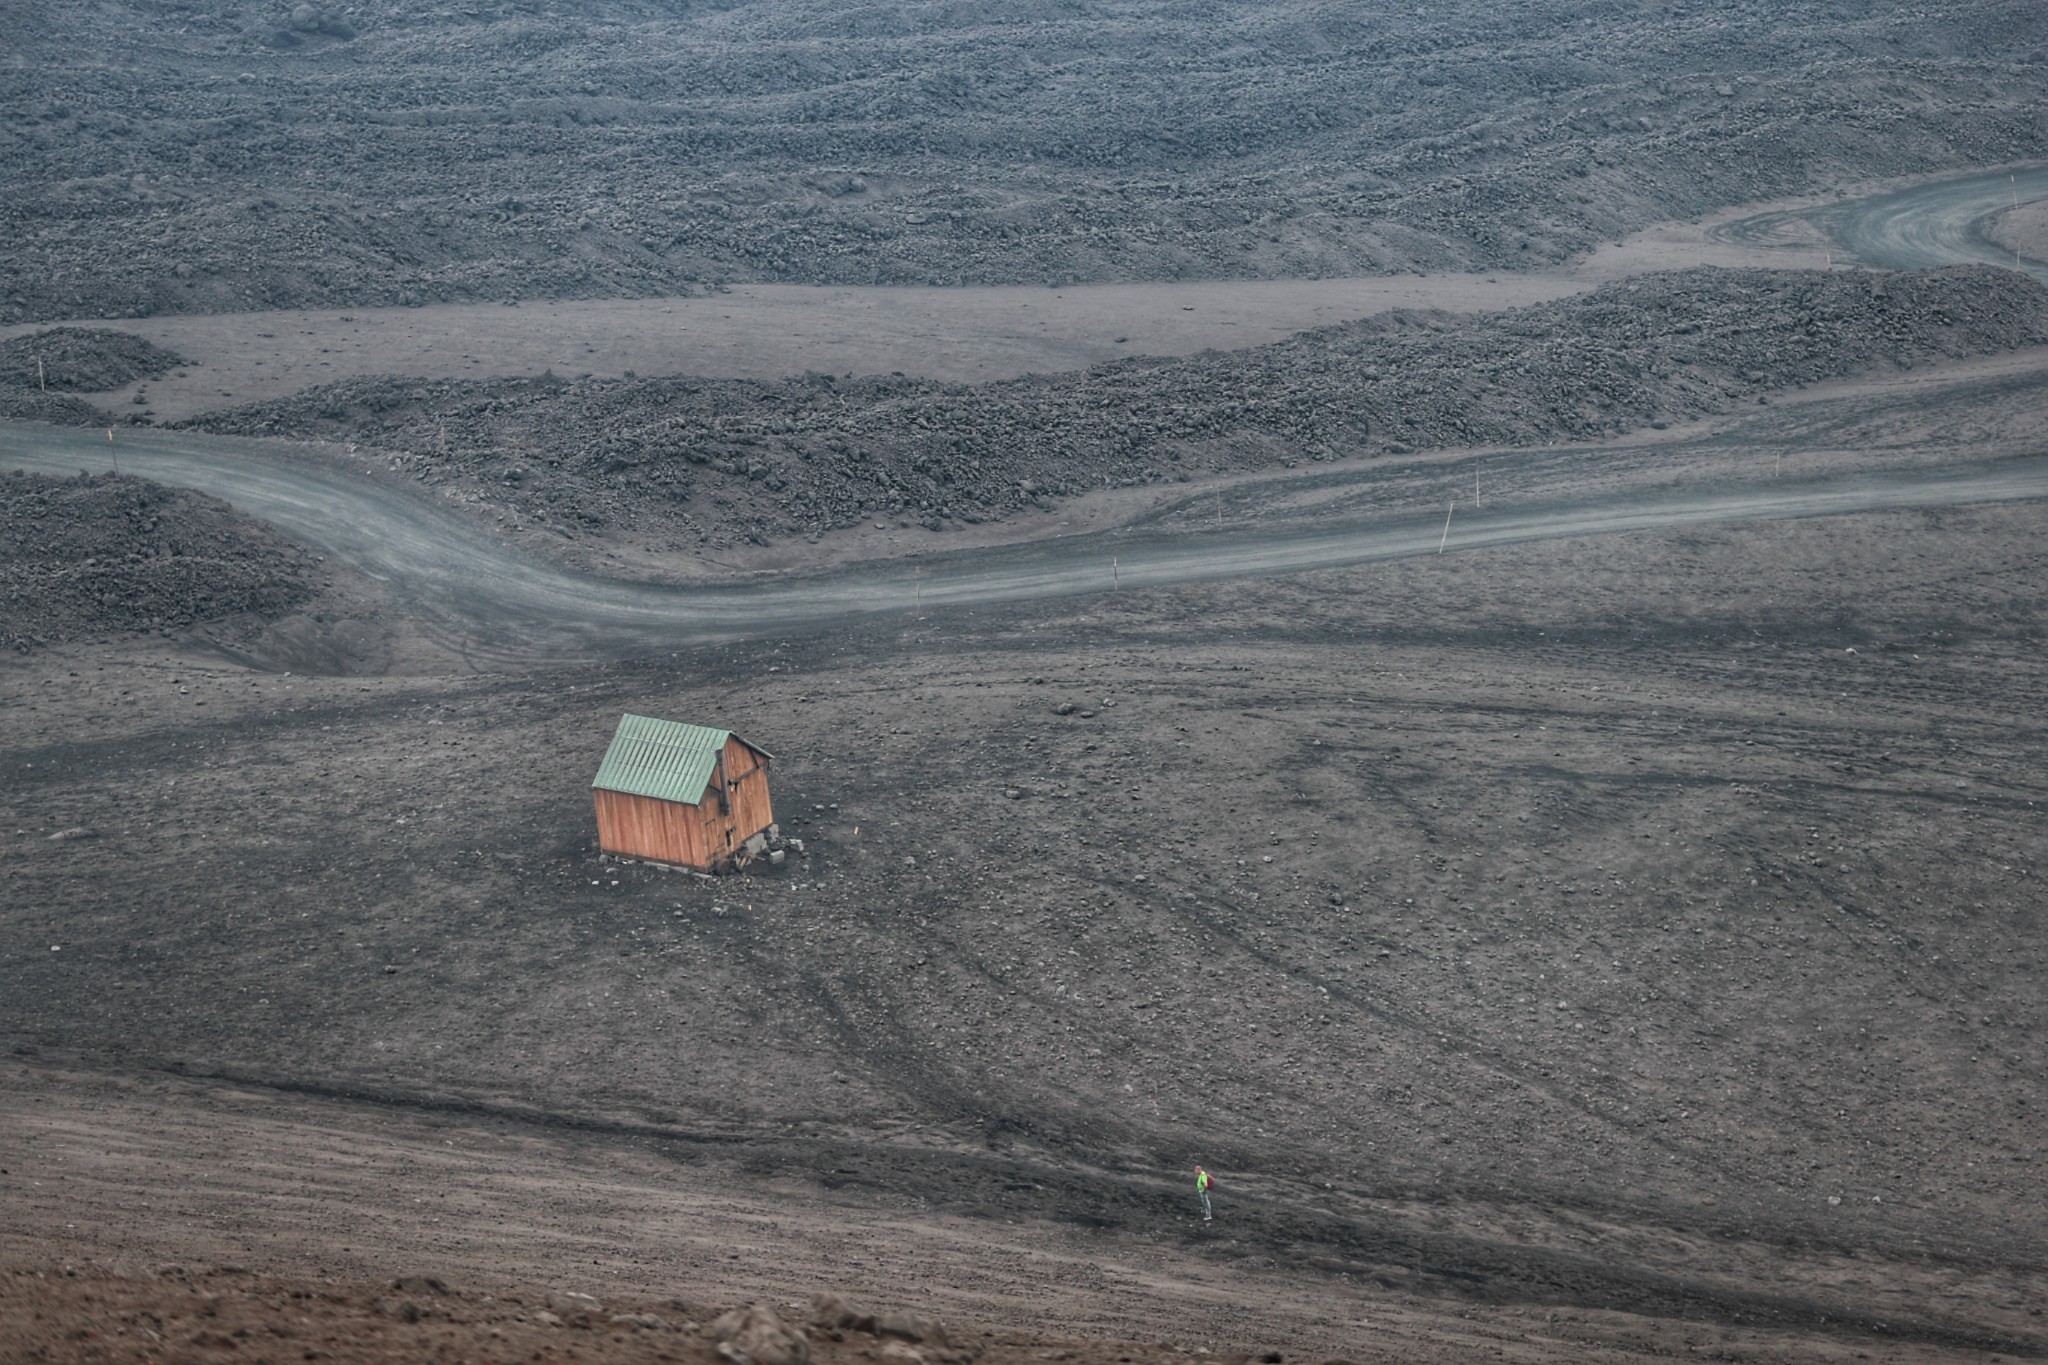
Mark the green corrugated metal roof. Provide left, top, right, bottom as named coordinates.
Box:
left=591, top=714, right=767, bottom=805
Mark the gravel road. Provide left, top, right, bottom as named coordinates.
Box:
left=4, top=420, right=2044, bottom=666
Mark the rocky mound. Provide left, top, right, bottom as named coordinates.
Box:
left=0, top=327, right=185, bottom=392
left=0, top=472, right=323, bottom=650
left=183, top=266, right=2048, bottom=553
left=1, top=0, right=2042, bottom=320
left=0, top=384, right=105, bottom=426
left=0, top=327, right=186, bottom=425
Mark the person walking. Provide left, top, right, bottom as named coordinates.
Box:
left=1195, top=1165, right=1213, bottom=1221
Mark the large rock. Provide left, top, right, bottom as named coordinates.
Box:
left=711, top=1303, right=810, bottom=1365
left=876, top=1310, right=950, bottom=1345
left=808, top=1291, right=876, bottom=1332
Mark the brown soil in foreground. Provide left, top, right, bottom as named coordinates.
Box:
left=5, top=1064, right=1846, bottom=1365
left=4, top=1252, right=1840, bottom=1365
left=0, top=1256, right=1267, bottom=1365
left=3, top=450, right=2043, bottom=1361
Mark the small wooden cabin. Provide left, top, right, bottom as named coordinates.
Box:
left=591, top=714, right=775, bottom=871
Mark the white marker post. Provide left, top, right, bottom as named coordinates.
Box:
left=2016, top=176, right=2025, bottom=271
left=1439, top=499, right=1454, bottom=554
left=1112, top=556, right=1121, bottom=590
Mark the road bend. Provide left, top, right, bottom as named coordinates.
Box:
left=5, top=422, right=2045, bottom=665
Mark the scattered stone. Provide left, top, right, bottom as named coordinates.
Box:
left=0, top=328, right=184, bottom=395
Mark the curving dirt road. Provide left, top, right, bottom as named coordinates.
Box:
left=4, top=421, right=2046, bottom=666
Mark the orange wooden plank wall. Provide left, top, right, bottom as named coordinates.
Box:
left=594, top=788, right=706, bottom=868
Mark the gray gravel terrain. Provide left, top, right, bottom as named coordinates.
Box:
left=4, top=0, right=2044, bottom=322
left=179, top=265, right=2048, bottom=555
left=5, top=4, right=2048, bottom=1361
